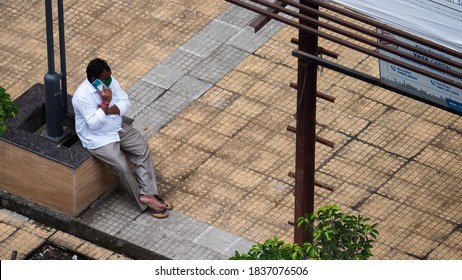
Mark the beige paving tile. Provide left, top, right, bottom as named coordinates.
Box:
left=395, top=233, right=440, bottom=258
left=405, top=118, right=445, bottom=142
left=197, top=156, right=239, bottom=181
left=245, top=149, right=287, bottom=174
left=180, top=102, right=222, bottom=124
left=0, top=223, right=17, bottom=243
left=432, top=129, right=462, bottom=154
left=77, top=241, right=114, bottom=260
left=0, top=229, right=45, bottom=260
left=330, top=113, right=370, bottom=136
left=358, top=124, right=400, bottom=148
left=161, top=117, right=202, bottom=141
left=244, top=220, right=290, bottom=244
left=215, top=138, right=263, bottom=166
left=371, top=242, right=418, bottom=260
left=338, top=140, right=407, bottom=175
left=22, top=223, right=56, bottom=240
left=390, top=97, right=433, bottom=118
left=441, top=229, right=462, bottom=251
left=186, top=126, right=231, bottom=153
left=180, top=172, right=220, bottom=197
left=450, top=115, right=462, bottom=131
left=204, top=182, right=249, bottom=207
left=375, top=223, right=409, bottom=249
left=322, top=182, right=371, bottom=208
left=428, top=243, right=462, bottom=260
left=162, top=189, right=202, bottom=213
left=271, top=25, right=298, bottom=43
left=271, top=156, right=295, bottom=183
left=156, top=161, right=195, bottom=185
left=252, top=107, right=294, bottom=132
left=184, top=199, right=231, bottom=224
left=198, top=87, right=239, bottom=110
left=214, top=209, right=262, bottom=237
left=255, top=37, right=298, bottom=67
left=421, top=106, right=459, bottom=126
left=217, top=70, right=260, bottom=95
left=437, top=198, right=462, bottom=224
left=357, top=194, right=400, bottom=222
left=245, top=81, right=295, bottom=108
left=363, top=86, right=404, bottom=106
left=147, top=132, right=183, bottom=165
left=386, top=204, right=454, bottom=242
left=250, top=178, right=293, bottom=205
left=0, top=212, right=28, bottom=229
left=378, top=177, right=421, bottom=204
left=384, top=133, right=428, bottom=158
left=163, top=144, right=210, bottom=170
left=320, top=157, right=391, bottom=191
left=47, top=231, right=86, bottom=252
left=415, top=145, right=459, bottom=172
left=224, top=96, right=267, bottom=120
left=394, top=161, right=449, bottom=189
left=263, top=64, right=296, bottom=88
left=208, top=111, right=250, bottom=137
left=223, top=166, right=267, bottom=192
left=193, top=1, right=230, bottom=16
left=235, top=54, right=278, bottom=79
left=235, top=192, right=278, bottom=221
left=234, top=122, right=280, bottom=148
left=261, top=132, right=296, bottom=156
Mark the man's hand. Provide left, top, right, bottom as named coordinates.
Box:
left=99, top=87, right=120, bottom=115
left=101, top=87, right=112, bottom=103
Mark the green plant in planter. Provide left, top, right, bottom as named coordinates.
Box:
left=230, top=205, right=379, bottom=260
left=0, top=86, right=18, bottom=134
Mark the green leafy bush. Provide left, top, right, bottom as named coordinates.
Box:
left=230, top=205, right=379, bottom=260
left=0, top=86, right=18, bottom=134
left=230, top=236, right=305, bottom=260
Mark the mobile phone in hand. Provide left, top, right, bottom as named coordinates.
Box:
left=92, top=79, right=107, bottom=92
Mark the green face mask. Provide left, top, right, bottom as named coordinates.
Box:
left=102, top=76, right=112, bottom=87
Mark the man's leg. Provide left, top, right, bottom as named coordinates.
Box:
left=119, top=126, right=158, bottom=195
left=89, top=142, right=149, bottom=211
left=118, top=126, right=167, bottom=211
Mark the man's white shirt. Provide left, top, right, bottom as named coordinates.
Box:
left=72, top=76, right=130, bottom=149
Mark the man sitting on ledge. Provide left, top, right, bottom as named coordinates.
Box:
left=72, top=58, right=172, bottom=218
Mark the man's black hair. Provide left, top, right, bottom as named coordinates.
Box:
left=86, top=58, right=111, bottom=81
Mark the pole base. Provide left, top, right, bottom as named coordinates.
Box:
left=41, top=127, right=71, bottom=143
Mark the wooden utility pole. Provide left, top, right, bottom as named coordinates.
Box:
left=294, top=0, right=319, bottom=246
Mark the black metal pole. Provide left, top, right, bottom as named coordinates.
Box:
left=44, top=0, right=64, bottom=139
left=57, top=0, right=67, bottom=114
left=45, top=0, right=55, bottom=74
left=294, top=0, right=318, bottom=246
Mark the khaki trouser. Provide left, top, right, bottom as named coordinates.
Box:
left=89, top=125, right=158, bottom=211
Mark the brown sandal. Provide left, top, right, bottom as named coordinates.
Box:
left=155, top=195, right=173, bottom=210
left=145, top=207, right=169, bottom=219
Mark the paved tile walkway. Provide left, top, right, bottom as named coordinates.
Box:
left=1, top=0, right=461, bottom=260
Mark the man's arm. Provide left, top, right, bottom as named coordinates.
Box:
left=100, top=103, right=120, bottom=115
left=109, top=76, right=130, bottom=116
left=74, top=93, right=106, bottom=130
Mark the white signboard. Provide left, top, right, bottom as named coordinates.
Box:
left=329, top=0, right=462, bottom=114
